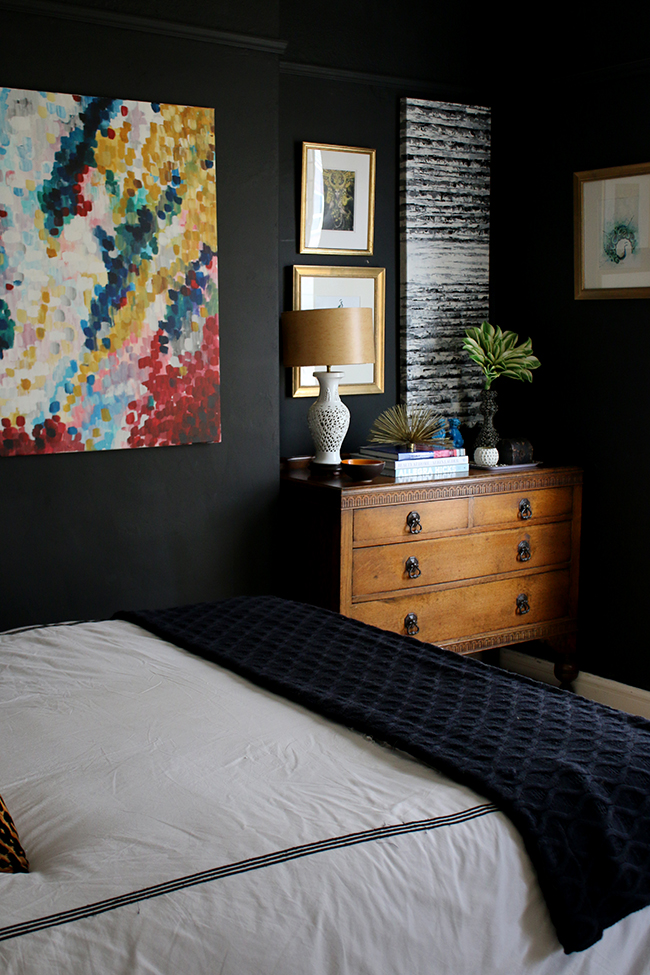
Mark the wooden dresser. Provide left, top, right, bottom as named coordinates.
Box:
left=280, top=465, right=583, bottom=685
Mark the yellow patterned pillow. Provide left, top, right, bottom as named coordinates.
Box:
left=0, top=794, right=29, bottom=872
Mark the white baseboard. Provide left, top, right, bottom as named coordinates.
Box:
left=499, top=648, right=650, bottom=720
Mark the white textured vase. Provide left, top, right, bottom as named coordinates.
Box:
left=307, top=371, right=350, bottom=466
left=473, top=446, right=499, bottom=467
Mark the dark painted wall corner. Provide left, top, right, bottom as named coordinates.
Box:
left=0, top=1, right=281, bottom=627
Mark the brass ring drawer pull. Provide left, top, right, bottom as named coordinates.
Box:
left=519, top=498, right=533, bottom=520
left=405, top=612, right=420, bottom=635
left=516, top=593, right=530, bottom=615
left=405, top=556, right=422, bottom=579
left=517, top=539, right=532, bottom=562
left=406, top=511, right=422, bottom=534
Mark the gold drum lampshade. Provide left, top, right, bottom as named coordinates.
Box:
left=281, top=307, right=374, bottom=368
left=281, top=307, right=375, bottom=469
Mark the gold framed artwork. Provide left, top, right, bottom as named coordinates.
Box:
left=300, top=142, right=376, bottom=255
left=574, top=162, right=650, bottom=299
left=291, top=265, right=385, bottom=397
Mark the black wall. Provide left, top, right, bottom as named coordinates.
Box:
left=0, top=1, right=281, bottom=625
left=278, top=71, right=399, bottom=457
left=490, top=64, right=650, bottom=690
left=278, top=23, right=491, bottom=457
left=279, top=11, right=650, bottom=692
left=3, top=1, right=650, bottom=692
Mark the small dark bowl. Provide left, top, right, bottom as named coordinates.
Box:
left=282, top=455, right=314, bottom=470
left=341, top=458, right=385, bottom=481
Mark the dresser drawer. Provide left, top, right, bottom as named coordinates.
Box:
left=354, top=498, right=469, bottom=543
left=352, top=521, right=572, bottom=596
left=281, top=465, right=582, bottom=681
left=472, top=486, right=573, bottom=527
left=350, top=569, right=571, bottom=644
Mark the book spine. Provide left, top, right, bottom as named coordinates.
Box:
left=379, top=457, right=470, bottom=472
left=392, top=468, right=469, bottom=482
left=358, top=446, right=465, bottom=460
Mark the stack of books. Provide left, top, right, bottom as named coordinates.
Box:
left=354, top=445, right=469, bottom=482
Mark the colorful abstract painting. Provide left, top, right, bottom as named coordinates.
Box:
left=0, top=87, right=219, bottom=455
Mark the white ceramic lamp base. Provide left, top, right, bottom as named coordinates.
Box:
left=307, top=371, right=349, bottom=467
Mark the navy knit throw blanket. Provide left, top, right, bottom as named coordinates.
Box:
left=115, top=596, right=650, bottom=953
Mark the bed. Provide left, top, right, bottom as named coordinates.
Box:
left=1, top=596, right=650, bottom=975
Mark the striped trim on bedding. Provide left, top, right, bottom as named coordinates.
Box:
left=0, top=803, right=497, bottom=942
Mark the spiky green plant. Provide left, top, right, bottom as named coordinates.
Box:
left=463, top=321, right=541, bottom=390
left=368, top=404, right=450, bottom=448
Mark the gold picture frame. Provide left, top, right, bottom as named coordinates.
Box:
left=574, top=162, right=650, bottom=299
left=300, top=142, right=376, bottom=255
left=291, top=265, right=385, bottom=397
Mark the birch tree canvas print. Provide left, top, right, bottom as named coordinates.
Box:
left=400, top=98, right=490, bottom=425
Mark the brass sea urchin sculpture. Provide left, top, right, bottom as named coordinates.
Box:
left=368, top=405, right=450, bottom=449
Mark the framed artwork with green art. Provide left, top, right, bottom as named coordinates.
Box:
left=574, top=162, right=650, bottom=299
left=299, top=142, right=375, bottom=255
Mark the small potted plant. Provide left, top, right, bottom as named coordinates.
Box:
left=462, top=321, right=540, bottom=465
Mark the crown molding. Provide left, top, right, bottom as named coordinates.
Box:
left=281, top=54, right=650, bottom=99
left=279, top=60, right=476, bottom=100
left=0, top=0, right=287, bottom=55
left=572, top=57, right=650, bottom=84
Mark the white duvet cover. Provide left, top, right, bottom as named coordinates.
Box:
left=1, top=620, right=649, bottom=975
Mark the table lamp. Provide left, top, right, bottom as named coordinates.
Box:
left=281, top=307, right=375, bottom=470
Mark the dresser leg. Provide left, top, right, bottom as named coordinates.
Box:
left=546, top=634, right=579, bottom=690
